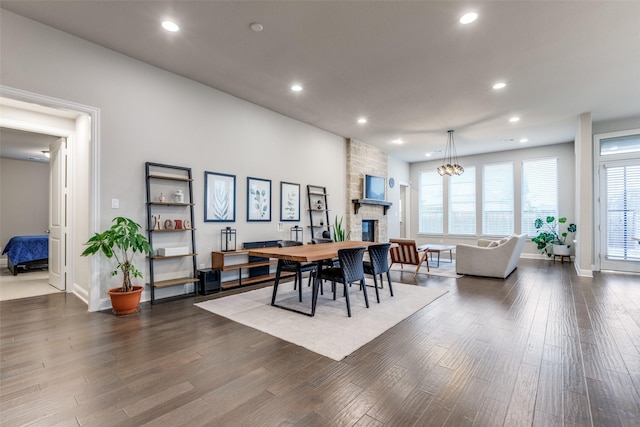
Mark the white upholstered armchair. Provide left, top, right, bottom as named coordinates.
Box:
left=455, top=234, right=527, bottom=278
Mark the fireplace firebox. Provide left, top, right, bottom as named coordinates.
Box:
left=362, top=220, right=376, bottom=242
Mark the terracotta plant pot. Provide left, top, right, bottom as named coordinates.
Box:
left=107, top=285, right=144, bottom=315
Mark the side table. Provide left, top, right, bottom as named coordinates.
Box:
left=417, top=244, right=455, bottom=267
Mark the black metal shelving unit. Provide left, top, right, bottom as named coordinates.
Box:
left=306, top=184, right=331, bottom=241
left=145, top=162, right=198, bottom=304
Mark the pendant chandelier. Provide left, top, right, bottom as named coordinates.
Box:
left=437, top=130, right=464, bottom=176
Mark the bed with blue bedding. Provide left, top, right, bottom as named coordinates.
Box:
left=2, top=235, right=49, bottom=275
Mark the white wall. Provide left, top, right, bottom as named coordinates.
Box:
left=1, top=10, right=347, bottom=309
left=409, top=142, right=575, bottom=255
left=0, top=158, right=49, bottom=257
left=387, top=155, right=410, bottom=238
left=593, top=115, right=640, bottom=135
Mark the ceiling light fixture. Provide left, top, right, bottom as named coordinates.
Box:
left=437, top=130, right=464, bottom=176
left=41, top=150, right=50, bottom=158
left=520, top=138, right=528, bottom=143
left=460, top=12, right=478, bottom=24
left=249, top=22, right=264, bottom=32
left=291, top=84, right=303, bottom=92
left=492, top=82, right=506, bottom=90
left=357, top=117, right=367, bottom=124
left=161, top=21, right=180, bottom=32
left=391, top=139, right=404, bottom=145
left=509, top=116, right=520, bottom=123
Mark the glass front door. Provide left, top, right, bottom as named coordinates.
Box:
left=597, top=131, right=640, bottom=272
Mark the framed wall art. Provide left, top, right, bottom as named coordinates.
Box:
left=280, top=181, right=300, bottom=222
left=247, top=176, right=271, bottom=221
left=205, top=171, right=236, bottom=222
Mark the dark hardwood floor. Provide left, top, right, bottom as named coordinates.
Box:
left=1, top=259, right=639, bottom=426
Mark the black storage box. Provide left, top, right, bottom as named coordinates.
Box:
left=198, top=268, right=221, bottom=295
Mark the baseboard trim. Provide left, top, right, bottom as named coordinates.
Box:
left=72, top=282, right=89, bottom=306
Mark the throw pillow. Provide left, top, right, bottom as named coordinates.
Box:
left=487, top=240, right=500, bottom=247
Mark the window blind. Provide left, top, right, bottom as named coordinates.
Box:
left=418, top=171, right=443, bottom=233
left=449, top=166, right=476, bottom=235
left=522, top=158, right=558, bottom=236
left=483, top=162, right=514, bottom=235
left=605, top=164, right=640, bottom=261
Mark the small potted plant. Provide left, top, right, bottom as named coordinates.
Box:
left=81, top=217, right=153, bottom=314
left=532, top=216, right=577, bottom=258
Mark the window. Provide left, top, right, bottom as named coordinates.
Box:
left=522, top=158, right=558, bottom=236
left=604, top=164, right=640, bottom=261
left=418, top=171, right=443, bottom=233
left=600, top=134, right=640, bottom=156
left=449, top=166, right=476, bottom=235
left=483, top=162, right=514, bottom=235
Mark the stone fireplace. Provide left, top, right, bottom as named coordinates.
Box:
left=346, top=139, right=390, bottom=242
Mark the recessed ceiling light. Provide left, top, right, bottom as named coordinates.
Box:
left=520, top=138, right=528, bottom=143
left=291, top=84, right=303, bottom=92
left=425, top=153, right=432, bottom=157
left=391, top=139, right=404, bottom=145
left=509, top=116, right=520, bottom=123
left=162, top=21, right=180, bottom=32
left=249, top=22, right=264, bottom=32
left=357, top=117, right=367, bottom=124
left=460, top=12, right=478, bottom=24
left=492, top=82, right=506, bottom=90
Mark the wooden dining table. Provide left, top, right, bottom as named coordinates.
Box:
left=248, top=241, right=378, bottom=316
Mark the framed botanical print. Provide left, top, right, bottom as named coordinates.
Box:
left=205, top=171, right=236, bottom=222
left=280, top=181, right=300, bottom=221
left=247, top=176, right=271, bottom=221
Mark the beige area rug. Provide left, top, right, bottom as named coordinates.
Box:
left=0, top=269, right=62, bottom=301
left=390, top=258, right=463, bottom=278
left=195, top=282, right=447, bottom=361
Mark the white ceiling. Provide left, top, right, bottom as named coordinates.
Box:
left=2, top=1, right=640, bottom=163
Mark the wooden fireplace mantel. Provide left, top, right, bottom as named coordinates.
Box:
left=352, top=199, right=392, bottom=215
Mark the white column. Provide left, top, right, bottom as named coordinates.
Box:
left=574, top=112, right=594, bottom=277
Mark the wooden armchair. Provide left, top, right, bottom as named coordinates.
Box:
left=389, top=238, right=430, bottom=277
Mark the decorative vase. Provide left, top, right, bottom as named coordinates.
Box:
left=107, top=285, right=143, bottom=315
left=553, top=244, right=570, bottom=256
left=174, top=189, right=184, bottom=203
left=159, top=193, right=166, bottom=202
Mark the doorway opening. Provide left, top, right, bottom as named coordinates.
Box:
left=1, top=86, right=98, bottom=307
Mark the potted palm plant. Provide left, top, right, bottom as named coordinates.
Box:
left=532, top=216, right=577, bottom=258
left=81, top=217, right=153, bottom=314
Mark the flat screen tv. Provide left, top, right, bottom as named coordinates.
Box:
left=364, top=174, right=386, bottom=201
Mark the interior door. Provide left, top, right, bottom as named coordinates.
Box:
left=49, top=138, right=66, bottom=290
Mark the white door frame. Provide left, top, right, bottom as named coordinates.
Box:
left=594, top=128, right=640, bottom=273
left=1, top=85, right=101, bottom=310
